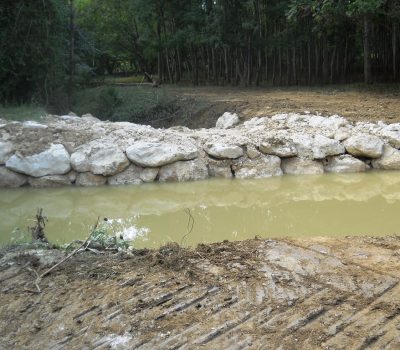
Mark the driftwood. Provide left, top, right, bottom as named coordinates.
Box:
left=144, top=72, right=160, bottom=87
left=29, top=208, right=49, bottom=243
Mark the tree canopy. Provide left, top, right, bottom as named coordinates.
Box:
left=1, top=0, right=399, bottom=104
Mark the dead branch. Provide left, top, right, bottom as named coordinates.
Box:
left=25, top=218, right=100, bottom=294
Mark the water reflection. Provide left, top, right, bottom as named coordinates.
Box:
left=1, top=171, right=400, bottom=248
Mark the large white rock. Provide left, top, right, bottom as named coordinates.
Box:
left=312, top=135, right=345, bottom=159
left=372, top=145, right=400, bottom=170
left=216, top=112, right=240, bottom=129
left=204, top=143, right=243, bottom=159
left=324, top=155, right=367, bottom=173
left=344, top=134, right=384, bottom=158
left=0, top=141, right=14, bottom=164
left=5, top=144, right=71, bottom=177
left=158, top=159, right=208, bottom=182
left=70, top=144, right=91, bottom=172
left=291, top=133, right=314, bottom=159
left=28, top=173, right=76, bottom=188
left=126, top=141, right=198, bottom=167
left=76, top=172, right=107, bottom=186
left=281, top=157, right=324, bottom=175
left=233, top=155, right=282, bottom=179
left=89, top=146, right=129, bottom=176
left=379, top=125, right=400, bottom=148
left=108, top=164, right=158, bottom=185
left=0, top=166, right=27, bottom=187
left=259, top=137, right=297, bottom=157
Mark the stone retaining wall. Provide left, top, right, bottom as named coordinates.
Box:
left=1, top=112, right=400, bottom=188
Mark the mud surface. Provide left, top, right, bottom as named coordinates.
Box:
left=2, top=236, right=400, bottom=349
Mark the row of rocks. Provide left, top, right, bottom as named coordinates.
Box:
left=1, top=112, right=400, bottom=188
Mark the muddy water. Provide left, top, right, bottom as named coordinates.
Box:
left=1, top=172, right=400, bottom=248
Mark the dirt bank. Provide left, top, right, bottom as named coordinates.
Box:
left=1, top=236, right=400, bottom=349
left=165, top=86, right=400, bottom=129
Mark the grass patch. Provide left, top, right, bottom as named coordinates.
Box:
left=0, top=105, right=46, bottom=122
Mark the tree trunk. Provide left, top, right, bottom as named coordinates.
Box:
left=363, top=15, right=372, bottom=84
left=67, top=0, right=75, bottom=110
left=393, top=22, right=398, bottom=81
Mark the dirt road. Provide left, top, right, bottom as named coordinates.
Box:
left=1, top=236, right=400, bottom=349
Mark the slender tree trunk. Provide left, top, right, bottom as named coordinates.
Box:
left=67, top=0, right=75, bottom=110
left=307, top=41, right=312, bottom=84
left=330, top=45, right=337, bottom=84
left=393, top=22, right=398, bottom=81
left=363, top=15, right=372, bottom=84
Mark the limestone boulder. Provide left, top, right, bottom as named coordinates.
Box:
left=372, top=145, right=400, bottom=170
left=379, top=125, right=400, bottom=148
left=324, top=155, right=367, bottom=173
left=158, top=159, right=208, bottom=182
left=5, top=144, right=71, bottom=177
left=70, top=144, right=91, bottom=172
left=126, top=141, right=198, bottom=167
left=204, top=143, right=243, bottom=159
left=291, top=133, right=314, bottom=159
left=89, top=146, right=129, bottom=176
left=281, top=157, right=324, bottom=175
left=0, top=141, right=14, bottom=164
left=215, top=112, right=240, bottom=129
left=207, top=159, right=233, bottom=178
left=259, top=137, right=297, bottom=157
left=344, top=134, right=384, bottom=158
left=76, top=172, right=107, bottom=186
left=140, top=168, right=159, bottom=182
left=233, top=155, right=282, bottom=179
left=0, top=166, right=27, bottom=187
left=108, top=164, right=158, bottom=185
left=312, top=135, right=345, bottom=159
left=28, top=172, right=76, bottom=188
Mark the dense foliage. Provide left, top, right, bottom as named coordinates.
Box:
left=1, top=0, right=399, bottom=104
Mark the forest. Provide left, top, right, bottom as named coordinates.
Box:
left=1, top=0, right=399, bottom=105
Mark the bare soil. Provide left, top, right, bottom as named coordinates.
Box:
left=2, top=236, right=400, bottom=349
left=165, top=85, right=400, bottom=129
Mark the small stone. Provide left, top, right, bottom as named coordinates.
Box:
left=246, top=146, right=261, bottom=159
left=140, top=168, right=159, bottom=182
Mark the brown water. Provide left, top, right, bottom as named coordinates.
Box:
left=1, top=172, right=400, bottom=248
